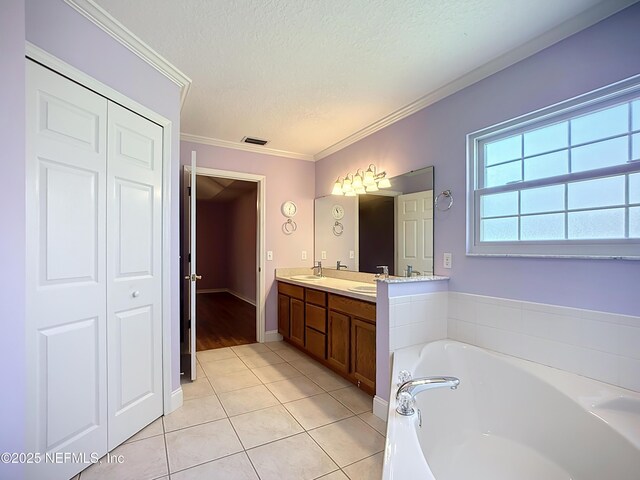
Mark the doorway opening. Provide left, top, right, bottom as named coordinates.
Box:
left=195, top=175, right=257, bottom=349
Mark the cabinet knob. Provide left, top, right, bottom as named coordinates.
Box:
left=132, top=291, right=140, bottom=298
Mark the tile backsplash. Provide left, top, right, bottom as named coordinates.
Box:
left=447, top=292, right=640, bottom=392
left=389, top=292, right=448, bottom=351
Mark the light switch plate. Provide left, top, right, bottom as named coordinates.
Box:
left=321, top=251, right=327, bottom=260
left=349, top=250, right=355, bottom=259
left=443, top=252, right=452, bottom=269
left=301, top=250, right=307, bottom=260
left=267, top=251, right=273, bottom=261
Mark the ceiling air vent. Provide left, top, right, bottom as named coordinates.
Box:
left=242, top=136, right=268, bottom=146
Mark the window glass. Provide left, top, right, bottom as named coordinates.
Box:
left=524, top=122, right=567, bottom=157
left=567, top=176, right=625, bottom=210
left=521, top=185, right=564, bottom=214
left=571, top=104, right=628, bottom=144
left=521, top=214, right=565, bottom=240
left=630, top=173, right=640, bottom=204
left=632, top=133, right=640, bottom=161
left=485, top=160, right=521, bottom=187
left=481, top=217, right=518, bottom=242
left=524, top=151, right=568, bottom=181
left=632, top=100, right=640, bottom=131
left=568, top=208, right=625, bottom=239
left=481, top=191, right=518, bottom=218
left=485, top=135, right=521, bottom=166
left=571, top=136, right=627, bottom=172
left=630, top=207, right=640, bottom=238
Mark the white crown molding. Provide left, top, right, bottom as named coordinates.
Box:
left=314, top=0, right=636, bottom=161
left=181, top=133, right=315, bottom=162
left=63, top=0, right=192, bottom=109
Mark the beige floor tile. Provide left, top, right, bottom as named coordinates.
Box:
left=170, top=452, right=258, bottom=480
left=289, top=357, right=332, bottom=376
left=230, top=404, right=303, bottom=449
left=343, top=452, right=384, bottom=480
left=181, top=376, right=215, bottom=400
left=240, top=351, right=287, bottom=368
left=201, top=357, right=249, bottom=377
left=283, top=393, right=353, bottom=430
left=81, top=435, right=167, bottom=480
left=329, top=386, right=373, bottom=414
left=218, top=384, right=280, bottom=417
left=195, top=363, right=205, bottom=378
left=308, top=417, right=385, bottom=467
left=197, top=347, right=237, bottom=363
left=246, top=433, right=337, bottom=480
left=231, top=343, right=271, bottom=357
left=273, top=347, right=308, bottom=362
left=163, top=395, right=226, bottom=432
left=251, top=363, right=303, bottom=383
left=358, top=412, right=387, bottom=436
left=317, top=471, right=349, bottom=480
left=264, top=376, right=324, bottom=403
left=124, top=418, right=164, bottom=444
left=264, top=340, right=289, bottom=351
left=165, top=418, right=243, bottom=473
left=209, top=370, right=262, bottom=393
left=309, top=370, right=353, bottom=391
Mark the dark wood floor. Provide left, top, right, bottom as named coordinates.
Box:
left=196, top=292, right=256, bottom=351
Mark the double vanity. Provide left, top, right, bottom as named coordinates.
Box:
left=276, top=270, right=378, bottom=395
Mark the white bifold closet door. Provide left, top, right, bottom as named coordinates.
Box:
left=396, top=190, right=434, bottom=276
left=25, top=60, right=163, bottom=480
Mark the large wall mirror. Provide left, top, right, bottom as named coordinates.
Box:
left=314, top=166, right=434, bottom=276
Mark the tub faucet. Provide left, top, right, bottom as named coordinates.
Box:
left=336, top=260, right=347, bottom=270
left=311, top=261, right=323, bottom=277
left=396, top=376, right=460, bottom=416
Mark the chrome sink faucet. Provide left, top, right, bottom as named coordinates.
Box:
left=336, top=260, right=347, bottom=270
left=396, top=376, right=460, bottom=416
left=311, top=261, right=323, bottom=277
left=375, top=265, right=389, bottom=279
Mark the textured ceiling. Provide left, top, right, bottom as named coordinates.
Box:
left=94, top=0, right=619, bottom=157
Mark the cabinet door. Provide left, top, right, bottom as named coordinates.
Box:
left=327, top=310, right=350, bottom=373
left=351, top=318, right=376, bottom=391
left=278, top=294, right=290, bottom=338
left=290, top=298, right=305, bottom=346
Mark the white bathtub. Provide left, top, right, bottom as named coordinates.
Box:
left=383, top=340, right=640, bottom=480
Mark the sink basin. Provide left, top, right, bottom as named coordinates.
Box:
left=290, top=274, right=324, bottom=281
left=347, top=285, right=377, bottom=293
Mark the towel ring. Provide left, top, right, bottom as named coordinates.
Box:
left=282, top=218, right=297, bottom=235
left=332, top=221, right=344, bottom=236
left=435, top=190, right=453, bottom=211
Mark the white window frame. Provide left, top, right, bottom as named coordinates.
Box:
left=467, top=74, right=640, bottom=260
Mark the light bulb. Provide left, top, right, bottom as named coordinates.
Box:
left=332, top=178, right=344, bottom=195
left=377, top=177, right=391, bottom=188
left=363, top=165, right=376, bottom=186
left=352, top=172, right=363, bottom=189
left=354, top=186, right=366, bottom=195
left=366, top=183, right=379, bottom=192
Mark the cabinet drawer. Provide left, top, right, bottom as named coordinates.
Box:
left=328, top=294, right=376, bottom=323
left=278, top=281, right=304, bottom=300
left=305, top=327, right=326, bottom=359
left=305, top=288, right=327, bottom=307
left=305, top=304, right=326, bottom=333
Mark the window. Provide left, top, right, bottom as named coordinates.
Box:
left=467, top=76, right=640, bottom=259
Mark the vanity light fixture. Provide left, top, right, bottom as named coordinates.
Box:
left=331, top=164, right=391, bottom=195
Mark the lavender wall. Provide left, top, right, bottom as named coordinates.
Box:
left=228, top=188, right=258, bottom=302
left=181, top=142, right=316, bottom=331
left=0, top=2, right=26, bottom=478
left=316, top=4, right=640, bottom=317
left=26, top=0, right=183, bottom=389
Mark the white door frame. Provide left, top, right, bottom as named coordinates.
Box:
left=26, top=43, right=180, bottom=414
left=186, top=166, right=267, bottom=343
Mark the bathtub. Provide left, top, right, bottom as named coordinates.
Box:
left=383, top=340, right=640, bottom=480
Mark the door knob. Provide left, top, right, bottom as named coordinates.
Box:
left=185, top=273, right=202, bottom=281
left=132, top=291, right=140, bottom=298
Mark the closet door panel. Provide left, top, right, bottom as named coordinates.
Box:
left=107, top=102, right=163, bottom=449
left=26, top=60, right=108, bottom=480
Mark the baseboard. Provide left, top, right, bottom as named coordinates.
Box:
left=196, top=288, right=257, bottom=306
left=373, top=395, right=389, bottom=421
left=264, top=330, right=283, bottom=342
left=167, top=387, right=183, bottom=414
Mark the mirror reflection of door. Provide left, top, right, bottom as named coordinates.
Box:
left=396, top=190, right=434, bottom=276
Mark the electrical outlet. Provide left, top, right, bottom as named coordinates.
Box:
left=301, top=250, right=307, bottom=260
left=349, top=250, right=355, bottom=259
left=321, top=251, right=327, bottom=260
left=267, top=251, right=273, bottom=261
left=443, top=252, right=452, bottom=269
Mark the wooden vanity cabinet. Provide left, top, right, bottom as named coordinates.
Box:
left=277, top=281, right=376, bottom=395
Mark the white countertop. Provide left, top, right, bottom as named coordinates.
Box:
left=378, top=274, right=449, bottom=283
left=275, top=274, right=377, bottom=302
